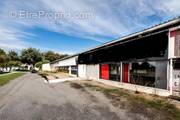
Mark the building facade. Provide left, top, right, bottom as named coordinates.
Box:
left=77, top=18, right=180, bottom=96
left=50, top=55, right=78, bottom=76
left=51, top=17, right=180, bottom=96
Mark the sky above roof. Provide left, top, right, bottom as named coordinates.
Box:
left=0, top=0, right=180, bottom=54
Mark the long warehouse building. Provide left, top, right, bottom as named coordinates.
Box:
left=50, top=17, right=180, bottom=96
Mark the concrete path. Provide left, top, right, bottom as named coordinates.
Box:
left=0, top=73, right=146, bottom=120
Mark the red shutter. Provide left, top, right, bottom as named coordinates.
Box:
left=170, top=30, right=177, bottom=37
left=170, top=30, right=180, bottom=56
left=101, top=64, right=109, bottom=80
left=123, top=63, right=129, bottom=83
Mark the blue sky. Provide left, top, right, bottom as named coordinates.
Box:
left=0, top=0, right=180, bottom=54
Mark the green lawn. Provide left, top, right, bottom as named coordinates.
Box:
left=0, top=72, right=26, bottom=86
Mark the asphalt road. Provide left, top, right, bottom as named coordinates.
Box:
left=0, top=73, right=146, bottom=120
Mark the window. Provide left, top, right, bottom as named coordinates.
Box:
left=59, top=66, right=69, bottom=73
left=71, top=66, right=77, bottom=75
left=109, top=64, right=120, bottom=81
left=130, top=62, right=156, bottom=87
left=129, top=61, right=167, bottom=89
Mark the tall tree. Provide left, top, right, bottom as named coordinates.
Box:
left=8, top=51, right=19, bottom=61
left=7, top=51, right=21, bottom=71
left=21, top=48, right=42, bottom=66
left=44, top=51, right=68, bottom=62
left=0, top=49, right=6, bottom=63
left=0, top=49, right=9, bottom=71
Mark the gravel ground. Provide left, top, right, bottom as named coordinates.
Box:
left=0, top=73, right=147, bottom=120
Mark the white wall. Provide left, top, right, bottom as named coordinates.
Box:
left=78, top=64, right=86, bottom=78
left=78, top=64, right=99, bottom=80
left=42, top=63, right=51, bottom=71
left=86, top=64, right=99, bottom=80
left=168, top=30, right=175, bottom=59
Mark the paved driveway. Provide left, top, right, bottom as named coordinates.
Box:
left=0, top=73, right=145, bottom=120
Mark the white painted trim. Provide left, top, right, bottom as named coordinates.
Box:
left=167, top=60, right=170, bottom=90
left=169, top=58, right=173, bottom=95
left=69, top=66, right=71, bottom=75
left=168, top=30, right=175, bottom=59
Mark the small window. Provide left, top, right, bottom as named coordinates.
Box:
left=109, top=64, right=120, bottom=81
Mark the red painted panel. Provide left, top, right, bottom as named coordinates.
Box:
left=101, top=64, right=109, bottom=80
left=123, top=63, right=129, bottom=83
left=170, top=30, right=177, bottom=37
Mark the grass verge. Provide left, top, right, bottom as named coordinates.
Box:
left=75, top=82, right=180, bottom=120
left=0, top=72, right=26, bottom=86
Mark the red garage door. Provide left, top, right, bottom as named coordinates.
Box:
left=101, top=64, right=109, bottom=80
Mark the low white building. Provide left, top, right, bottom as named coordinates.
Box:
left=50, top=55, right=78, bottom=76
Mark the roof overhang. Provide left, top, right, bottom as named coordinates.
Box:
left=80, top=17, right=180, bottom=54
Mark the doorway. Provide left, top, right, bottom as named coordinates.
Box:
left=100, top=64, right=109, bottom=80
left=122, top=63, right=129, bottom=83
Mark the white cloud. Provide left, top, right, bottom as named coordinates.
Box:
left=0, top=25, right=33, bottom=51
left=0, top=0, right=180, bottom=52
left=159, top=0, right=180, bottom=14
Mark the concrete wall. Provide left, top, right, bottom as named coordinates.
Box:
left=78, top=64, right=99, bottom=80
left=86, top=64, right=99, bottom=80
left=168, top=30, right=175, bottom=59
left=96, top=79, right=171, bottom=96
left=50, top=62, right=59, bottom=72
left=42, top=63, right=51, bottom=71
left=78, top=64, right=86, bottom=78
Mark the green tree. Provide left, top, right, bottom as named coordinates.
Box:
left=8, top=51, right=19, bottom=61
left=21, top=48, right=42, bottom=66
left=44, top=51, right=68, bottom=62
left=7, top=51, right=21, bottom=71
left=0, top=49, right=6, bottom=63
left=0, top=49, right=22, bottom=72
left=0, top=49, right=9, bottom=70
